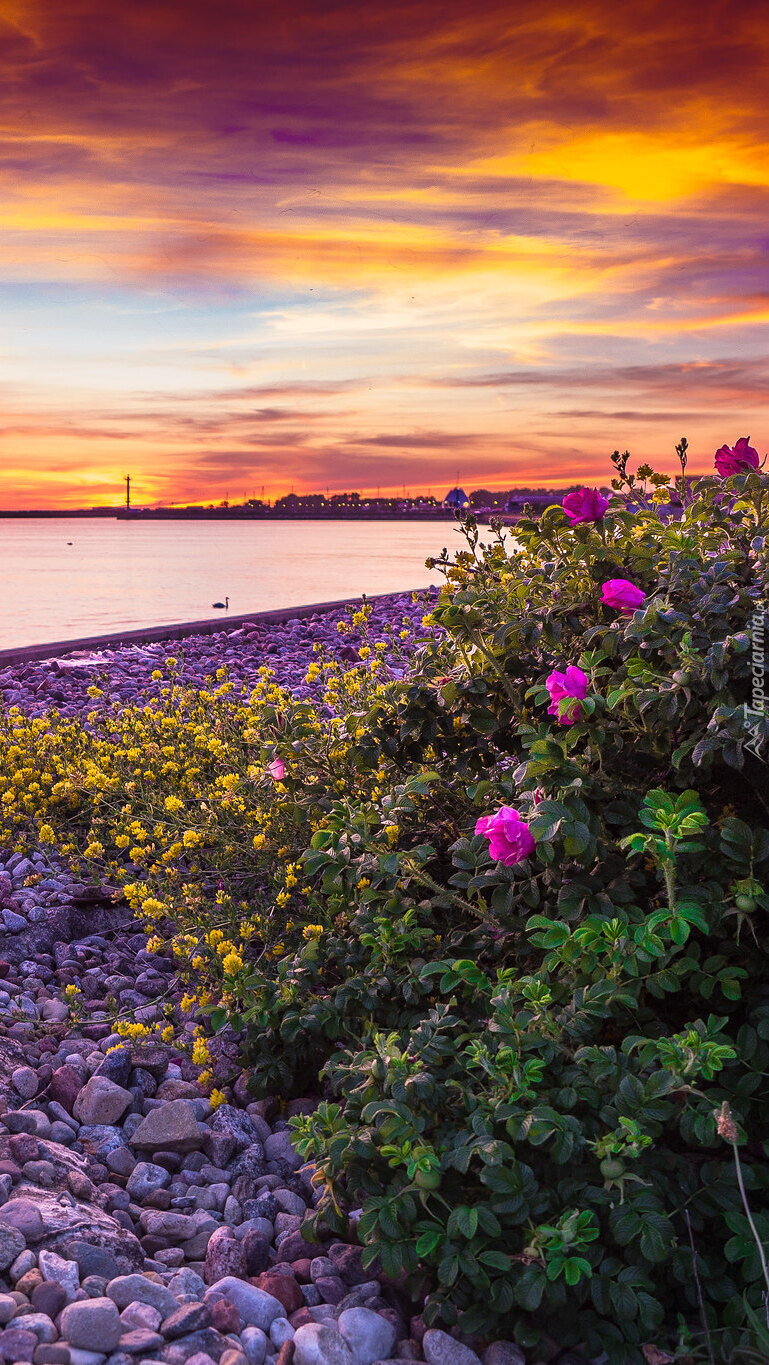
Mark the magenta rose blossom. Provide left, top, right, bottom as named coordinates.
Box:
left=475, top=806, right=535, bottom=866
left=546, top=664, right=589, bottom=725
left=602, top=579, right=646, bottom=614
left=562, top=487, right=610, bottom=525
left=714, top=437, right=760, bottom=478
left=267, top=758, right=286, bottom=780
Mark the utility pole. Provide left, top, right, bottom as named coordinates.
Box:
left=125, top=475, right=131, bottom=510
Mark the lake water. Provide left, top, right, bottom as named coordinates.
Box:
left=0, top=517, right=457, bottom=648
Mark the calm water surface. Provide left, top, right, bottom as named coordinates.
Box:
left=0, top=518, right=455, bottom=648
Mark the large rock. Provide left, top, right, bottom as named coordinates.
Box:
left=230, top=1143, right=267, bottom=1202
left=73, top=1076, right=133, bottom=1126
left=1, top=1185, right=143, bottom=1270
left=204, top=1226, right=247, bottom=1284
left=264, top=1130, right=302, bottom=1171
left=209, top=1105, right=258, bottom=1154
left=423, top=1331, right=482, bottom=1365
left=106, top=1273, right=179, bottom=1318
left=481, top=1346, right=526, bottom=1365
left=337, top=1308, right=397, bottom=1365
left=160, top=1326, right=231, bottom=1363
left=0, top=1199, right=44, bottom=1242
left=161, top=1303, right=213, bottom=1339
left=60, top=1297, right=122, bottom=1352
left=0, top=1326, right=37, bottom=1360
left=293, top=1324, right=355, bottom=1365
left=204, top=1277, right=284, bottom=1331
left=94, top=1047, right=133, bottom=1087
left=49, top=1065, right=84, bottom=1113
left=126, top=1160, right=170, bottom=1201
left=38, top=1247, right=80, bottom=1301
left=129, top=1101, right=203, bottom=1153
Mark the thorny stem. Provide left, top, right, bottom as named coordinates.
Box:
left=662, top=830, right=677, bottom=913
left=405, top=862, right=489, bottom=923
left=461, top=628, right=519, bottom=707
left=684, top=1210, right=716, bottom=1365
left=730, top=1137, right=769, bottom=1325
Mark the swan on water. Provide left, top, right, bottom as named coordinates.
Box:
left=212, top=597, right=229, bottom=609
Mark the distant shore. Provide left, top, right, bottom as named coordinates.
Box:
left=0, top=507, right=523, bottom=522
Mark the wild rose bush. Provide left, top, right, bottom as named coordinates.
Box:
left=285, top=448, right=769, bottom=1361
left=0, top=441, right=768, bottom=1360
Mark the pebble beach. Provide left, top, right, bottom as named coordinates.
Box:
left=0, top=587, right=562, bottom=1365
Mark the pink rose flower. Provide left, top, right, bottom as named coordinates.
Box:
left=545, top=664, right=589, bottom=725
left=714, top=437, right=760, bottom=478
left=267, top=758, right=286, bottom=780
left=562, top=487, right=610, bottom=525
left=601, top=579, right=646, bottom=614
left=475, top=806, right=535, bottom=866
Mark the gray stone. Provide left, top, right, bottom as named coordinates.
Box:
left=293, top=1324, right=355, bottom=1365
left=66, top=1350, right=105, bottom=1365
left=65, top=1242, right=120, bottom=1283
left=0, top=1198, right=45, bottom=1242
left=105, top=1149, right=136, bottom=1178
left=0, top=1326, right=37, bottom=1360
left=160, top=1328, right=229, bottom=1364
left=422, top=1332, right=482, bottom=1365
left=273, top=1190, right=306, bottom=1217
left=38, top=1248, right=80, bottom=1300
left=138, top=1210, right=198, bottom=1242
left=93, top=1049, right=132, bottom=1089
left=119, top=1303, right=162, bottom=1332
left=73, top=1078, right=133, bottom=1127
left=60, top=1299, right=122, bottom=1352
left=209, top=1106, right=257, bottom=1154
left=262, top=1132, right=301, bottom=1171
left=338, top=1309, right=397, bottom=1365
left=15, top=1311, right=59, bottom=1343
left=129, top=1103, right=203, bottom=1154
left=3, top=908, right=27, bottom=931
left=11, top=1247, right=36, bottom=1279
left=12, top=1066, right=40, bottom=1099
left=167, top=1269, right=206, bottom=1300
left=0, top=1293, right=17, bottom=1324
left=0, top=1219, right=26, bottom=1269
left=203, top=1227, right=247, bottom=1285
left=239, top=1328, right=268, bottom=1365
left=115, top=1329, right=164, bottom=1355
left=203, top=1278, right=284, bottom=1331
left=269, top=1320, right=294, bottom=1350
left=106, top=1276, right=178, bottom=1319
left=2, top=1186, right=143, bottom=1271
left=481, top=1345, right=525, bottom=1365
left=126, top=1163, right=170, bottom=1201
left=161, top=1304, right=212, bottom=1340
left=7, top=1109, right=51, bottom=1137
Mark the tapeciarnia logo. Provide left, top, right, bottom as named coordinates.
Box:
left=744, top=602, right=767, bottom=762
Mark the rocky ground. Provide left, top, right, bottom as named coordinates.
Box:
left=0, top=595, right=610, bottom=1365
left=0, top=590, right=441, bottom=719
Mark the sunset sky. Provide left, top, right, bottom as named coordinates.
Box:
left=1, top=0, right=768, bottom=508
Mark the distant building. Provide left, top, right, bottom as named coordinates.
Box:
left=443, top=487, right=469, bottom=509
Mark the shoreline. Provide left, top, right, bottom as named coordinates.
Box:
left=0, top=588, right=433, bottom=668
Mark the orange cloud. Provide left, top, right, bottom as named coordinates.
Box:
left=1, top=0, right=768, bottom=506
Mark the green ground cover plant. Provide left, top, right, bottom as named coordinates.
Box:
left=1, top=438, right=768, bottom=1361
